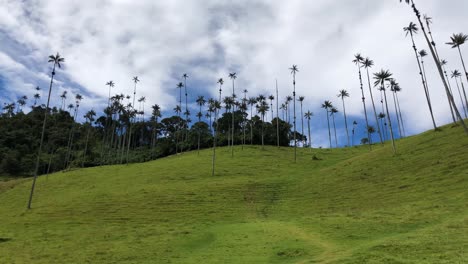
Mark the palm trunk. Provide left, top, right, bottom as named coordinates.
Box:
left=300, top=102, right=304, bottom=146
left=457, top=46, right=468, bottom=87
left=326, top=110, right=332, bottom=149
left=392, top=91, right=403, bottom=138
left=28, top=63, right=56, bottom=209
left=276, top=81, right=280, bottom=147
left=211, top=108, right=218, bottom=176
left=395, top=92, right=406, bottom=137
left=341, top=98, right=350, bottom=146
left=261, top=114, right=265, bottom=149
left=460, top=79, right=468, bottom=117
left=409, top=32, right=437, bottom=130
left=332, top=114, right=338, bottom=147
left=383, top=83, right=396, bottom=154
left=409, top=0, right=468, bottom=134
left=366, top=68, right=383, bottom=144
left=454, top=77, right=468, bottom=118
left=307, top=118, right=311, bottom=148
left=442, top=67, right=457, bottom=122
left=185, top=78, right=189, bottom=149
left=356, top=63, right=371, bottom=149
left=82, top=124, right=91, bottom=167
left=250, top=105, right=253, bottom=145
left=292, top=75, right=297, bottom=163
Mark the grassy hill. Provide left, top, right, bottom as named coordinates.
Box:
left=0, top=124, right=467, bottom=263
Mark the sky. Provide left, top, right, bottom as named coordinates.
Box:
left=1, top=0, right=468, bottom=148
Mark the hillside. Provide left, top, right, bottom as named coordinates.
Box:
left=0, top=124, right=467, bottom=263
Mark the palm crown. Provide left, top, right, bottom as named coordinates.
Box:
left=48, top=52, right=65, bottom=68
left=403, top=22, right=418, bottom=36
left=446, top=33, right=468, bottom=48
left=373, top=69, right=393, bottom=87
left=338, top=89, right=349, bottom=98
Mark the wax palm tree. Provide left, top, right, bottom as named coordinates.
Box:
left=28, top=52, right=64, bottom=209
left=151, top=104, right=161, bottom=155
left=82, top=109, right=96, bottom=167
left=289, top=65, right=298, bottom=162
left=248, top=97, right=257, bottom=144
left=367, top=126, right=376, bottom=145
left=196, top=96, right=206, bottom=154
left=378, top=113, right=387, bottom=140
left=275, top=80, right=280, bottom=147
left=330, top=107, right=339, bottom=148
left=337, top=90, right=350, bottom=146
left=352, top=121, right=357, bottom=146
left=322, top=100, right=333, bottom=148
left=451, top=70, right=468, bottom=118
left=353, top=54, right=371, bottom=148
left=182, top=73, right=190, bottom=147
left=269, top=95, right=275, bottom=121
left=126, top=76, right=140, bottom=163
left=65, top=93, right=83, bottom=167
left=392, top=84, right=406, bottom=137
left=441, top=59, right=457, bottom=122
left=447, top=33, right=468, bottom=85
left=229, top=73, right=237, bottom=155
left=60, top=90, right=67, bottom=110
left=33, top=93, right=40, bottom=106
left=175, top=82, right=184, bottom=153
left=17, top=96, right=27, bottom=113
left=242, top=89, right=248, bottom=148
left=106, top=81, right=115, bottom=108
left=256, top=100, right=269, bottom=149
left=404, top=22, right=437, bottom=130
left=298, top=96, right=305, bottom=145
left=399, top=0, right=468, bottom=134
left=374, top=69, right=396, bottom=153
left=363, top=57, right=383, bottom=144
left=389, top=80, right=403, bottom=138
left=217, top=78, right=224, bottom=102
left=285, top=95, right=293, bottom=124
left=211, top=99, right=221, bottom=176
left=304, top=111, right=313, bottom=148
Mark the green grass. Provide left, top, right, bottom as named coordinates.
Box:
left=0, top=124, right=467, bottom=263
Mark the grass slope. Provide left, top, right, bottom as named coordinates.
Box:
left=0, top=124, right=467, bottom=263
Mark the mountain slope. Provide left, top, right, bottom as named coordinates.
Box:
left=0, top=124, right=467, bottom=263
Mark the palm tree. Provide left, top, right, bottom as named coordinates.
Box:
left=352, top=121, right=357, bottom=146
left=151, top=104, right=161, bottom=156
left=321, top=100, right=333, bottom=148
left=441, top=60, right=457, bottom=122
left=182, top=73, right=190, bottom=147
left=363, top=57, right=384, bottom=144
left=304, top=111, right=313, bottom=148
left=404, top=22, right=437, bottom=130
left=298, top=96, right=305, bottom=145
left=399, top=0, right=468, bottom=134
left=353, top=54, right=371, bottom=148
left=447, top=33, right=468, bottom=86
left=256, top=100, right=269, bottom=149
left=65, top=93, right=83, bottom=167
left=60, top=90, right=67, bottom=110
left=28, top=52, right=64, bottom=209
left=106, top=81, right=115, bottom=109
left=229, top=73, right=237, bottom=154
left=33, top=86, right=41, bottom=106
left=242, top=89, right=248, bottom=148
left=451, top=70, right=468, bottom=118
left=367, top=126, right=376, bottom=145
left=289, top=65, right=298, bottom=162
left=248, top=97, right=257, bottom=144
left=196, top=96, right=206, bottom=154
left=374, top=69, right=396, bottom=154
left=82, top=109, right=96, bottom=167
left=211, top=99, right=221, bottom=176
left=389, top=80, right=403, bottom=138
left=330, top=107, right=339, bottom=148
left=418, top=49, right=433, bottom=114
left=17, top=96, right=27, bottom=113
left=275, top=80, right=280, bottom=147
left=392, top=84, right=406, bottom=137
left=175, top=82, right=184, bottom=153
left=378, top=113, right=387, bottom=140
left=217, top=78, right=224, bottom=102
left=126, top=76, right=140, bottom=163
left=337, top=90, right=350, bottom=146
left=269, top=95, right=275, bottom=121
left=285, top=95, right=293, bottom=125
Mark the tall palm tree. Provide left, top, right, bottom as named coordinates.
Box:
left=196, top=96, right=206, bottom=154
left=289, top=65, right=298, bottom=162
left=60, top=90, right=67, bottom=110
left=275, top=80, right=280, bottom=147
left=65, top=93, right=83, bottom=167
left=298, top=96, right=305, bottom=145
left=367, top=126, right=376, bottom=145
left=256, top=100, right=269, bottom=149
left=451, top=70, right=468, bottom=118
left=304, top=111, right=313, bottom=148
left=321, top=100, right=333, bottom=148
left=269, top=95, right=275, bottom=121
left=229, top=73, right=237, bottom=156
left=242, top=89, right=248, bottom=148
left=217, top=78, right=224, bottom=102
left=182, top=73, right=190, bottom=147
left=399, top=0, right=468, bottom=134
left=389, top=80, right=403, bottom=138
left=378, top=113, right=387, bottom=140
left=352, top=121, right=357, bottom=146
left=82, top=109, right=96, bottom=167
left=330, top=107, right=339, bottom=148
left=353, top=54, right=371, bottom=148
left=151, top=104, right=161, bottom=156
left=126, top=76, right=140, bottom=163
left=248, top=97, right=257, bottom=144
left=28, top=52, right=64, bottom=209
left=33, top=93, right=40, bottom=106
left=285, top=95, right=293, bottom=125
left=175, top=82, right=184, bottom=153
left=392, top=84, right=406, bottom=137
left=441, top=59, right=457, bottom=122
left=404, top=22, right=437, bottom=130
left=211, top=99, right=221, bottom=176
left=374, top=69, right=396, bottom=154
left=447, top=33, right=468, bottom=86
left=337, top=89, right=350, bottom=146
left=363, top=57, right=383, bottom=144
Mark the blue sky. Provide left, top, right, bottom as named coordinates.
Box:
left=1, top=0, right=468, bottom=147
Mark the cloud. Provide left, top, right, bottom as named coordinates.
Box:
left=1, top=0, right=468, bottom=143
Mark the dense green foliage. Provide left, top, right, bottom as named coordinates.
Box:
left=0, top=123, right=466, bottom=263
left=0, top=106, right=294, bottom=176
